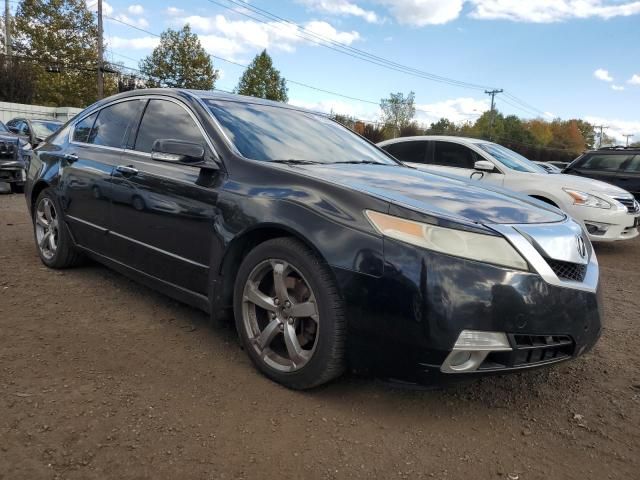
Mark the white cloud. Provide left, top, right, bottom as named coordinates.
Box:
left=86, top=0, right=113, bottom=16
left=376, top=0, right=464, bottom=26
left=469, top=0, right=640, bottom=23
left=108, top=35, right=159, bottom=49
left=594, top=68, right=613, bottom=82
left=585, top=116, right=640, bottom=145
left=544, top=111, right=556, bottom=119
left=298, top=0, right=380, bottom=23
left=166, top=7, right=184, bottom=16
left=174, top=14, right=360, bottom=56
left=629, top=74, right=640, bottom=85
left=611, top=84, right=625, bottom=91
left=289, top=98, right=380, bottom=121
left=113, top=14, right=149, bottom=29
left=127, top=4, right=144, bottom=15
left=372, top=1, right=640, bottom=26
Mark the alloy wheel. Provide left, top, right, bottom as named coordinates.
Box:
left=35, top=197, right=59, bottom=260
left=242, top=259, right=320, bottom=372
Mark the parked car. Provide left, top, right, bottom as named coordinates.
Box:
left=378, top=136, right=639, bottom=242
left=534, top=161, right=562, bottom=174
left=6, top=117, right=63, bottom=147
left=549, top=161, right=570, bottom=170
left=25, top=90, right=601, bottom=389
left=0, top=120, right=30, bottom=193
left=564, top=146, right=640, bottom=200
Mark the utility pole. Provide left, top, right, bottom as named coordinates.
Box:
left=484, top=89, right=503, bottom=139
left=4, top=0, right=11, bottom=57
left=593, top=125, right=609, bottom=148
left=97, top=0, right=104, bottom=99
left=622, top=134, right=634, bottom=147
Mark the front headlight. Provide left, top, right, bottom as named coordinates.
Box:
left=563, top=188, right=611, bottom=209
left=365, top=210, right=529, bottom=271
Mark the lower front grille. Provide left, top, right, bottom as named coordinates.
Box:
left=479, top=334, right=574, bottom=370
left=547, top=258, right=587, bottom=282
left=614, top=197, right=640, bottom=214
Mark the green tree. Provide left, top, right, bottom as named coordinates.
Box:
left=425, top=118, right=458, bottom=135
left=13, top=0, right=101, bottom=107
left=380, top=91, right=415, bottom=138
left=572, top=119, right=595, bottom=149
left=235, top=50, right=288, bottom=102
left=140, top=25, right=216, bottom=90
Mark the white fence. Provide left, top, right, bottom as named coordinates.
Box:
left=0, top=101, right=82, bottom=123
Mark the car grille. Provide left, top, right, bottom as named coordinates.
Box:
left=479, top=334, right=574, bottom=371
left=614, top=197, right=640, bottom=214
left=0, top=140, right=16, bottom=159
left=546, top=258, right=587, bottom=282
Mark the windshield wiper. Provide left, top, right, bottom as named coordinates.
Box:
left=271, top=159, right=321, bottom=165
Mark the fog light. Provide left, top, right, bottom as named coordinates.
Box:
left=584, top=222, right=609, bottom=236
left=441, top=330, right=512, bottom=374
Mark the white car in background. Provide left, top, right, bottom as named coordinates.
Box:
left=378, top=136, right=640, bottom=242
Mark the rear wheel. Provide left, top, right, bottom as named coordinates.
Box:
left=33, top=188, right=81, bottom=268
left=234, top=237, right=345, bottom=389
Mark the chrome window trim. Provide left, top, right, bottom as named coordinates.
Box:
left=491, top=220, right=599, bottom=293
left=68, top=94, right=220, bottom=161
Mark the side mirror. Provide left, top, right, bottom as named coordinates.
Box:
left=151, top=139, right=214, bottom=168
left=474, top=160, right=495, bottom=172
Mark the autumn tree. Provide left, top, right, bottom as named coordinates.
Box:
left=140, top=25, right=217, bottom=90
left=13, top=0, right=103, bottom=107
left=235, top=50, right=288, bottom=102
left=380, top=91, right=416, bottom=138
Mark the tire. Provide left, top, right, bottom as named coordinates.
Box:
left=33, top=188, right=82, bottom=268
left=234, top=237, right=346, bottom=389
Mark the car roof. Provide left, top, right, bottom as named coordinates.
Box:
left=11, top=117, right=63, bottom=123
left=378, top=135, right=491, bottom=147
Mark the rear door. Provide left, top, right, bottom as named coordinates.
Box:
left=107, top=97, right=220, bottom=295
left=60, top=99, right=145, bottom=253
left=622, top=155, right=640, bottom=199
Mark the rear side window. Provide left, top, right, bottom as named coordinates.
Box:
left=384, top=141, right=427, bottom=163
left=578, top=154, right=634, bottom=171
left=134, top=100, right=204, bottom=154
left=434, top=141, right=475, bottom=169
left=72, top=112, right=98, bottom=143
left=91, top=100, right=144, bottom=148
left=624, top=155, right=640, bottom=173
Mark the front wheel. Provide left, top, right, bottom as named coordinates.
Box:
left=234, top=237, right=346, bottom=389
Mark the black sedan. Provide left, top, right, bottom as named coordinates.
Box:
left=24, top=90, right=602, bottom=389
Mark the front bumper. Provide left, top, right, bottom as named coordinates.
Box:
left=0, top=165, right=26, bottom=185
left=566, top=204, right=639, bottom=242
left=334, top=237, right=602, bottom=385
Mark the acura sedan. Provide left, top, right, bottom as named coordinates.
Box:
left=24, top=90, right=602, bottom=389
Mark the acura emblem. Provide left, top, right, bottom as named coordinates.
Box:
left=576, top=234, right=587, bottom=259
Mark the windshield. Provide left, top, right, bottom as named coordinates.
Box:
left=205, top=99, right=398, bottom=165
left=477, top=142, right=546, bottom=173
left=32, top=121, right=62, bottom=138
left=0, top=122, right=7, bottom=133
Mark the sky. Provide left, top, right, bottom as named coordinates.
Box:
left=80, top=1, right=640, bottom=143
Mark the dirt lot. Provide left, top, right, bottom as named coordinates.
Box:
left=1, top=192, right=639, bottom=480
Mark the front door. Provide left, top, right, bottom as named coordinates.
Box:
left=425, top=140, right=504, bottom=186
left=107, top=98, right=221, bottom=295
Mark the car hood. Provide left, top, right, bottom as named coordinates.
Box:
left=547, top=172, right=632, bottom=198
left=293, top=164, right=565, bottom=225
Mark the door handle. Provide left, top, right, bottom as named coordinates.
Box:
left=116, top=165, right=139, bottom=176
left=64, top=153, right=78, bottom=163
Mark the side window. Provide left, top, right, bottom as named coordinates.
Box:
left=578, top=154, right=632, bottom=171
left=92, top=100, right=144, bottom=148
left=384, top=141, right=427, bottom=163
left=434, top=141, right=475, bottom=169
left=134, top=100, right=204, bottom=154
left=72, top=112, right=98, bottom=143
left=624, top=155, right=640, bottom=173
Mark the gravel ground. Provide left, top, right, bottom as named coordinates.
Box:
left=1, top=192, right=639, bottom=480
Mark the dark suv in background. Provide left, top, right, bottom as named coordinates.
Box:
left=564, top=147, right=640, bottom=200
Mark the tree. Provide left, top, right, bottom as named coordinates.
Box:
left=425, top=118, right=458, bottom=135
left=13, top=0, right=103, bottom=107
left=140, top=25, right=216, bottom=90
left=380, top=91, right=415, bottom=138
left=0, top=55, right=37, bottom=103
left=235, top=50, right=288, bottom=102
